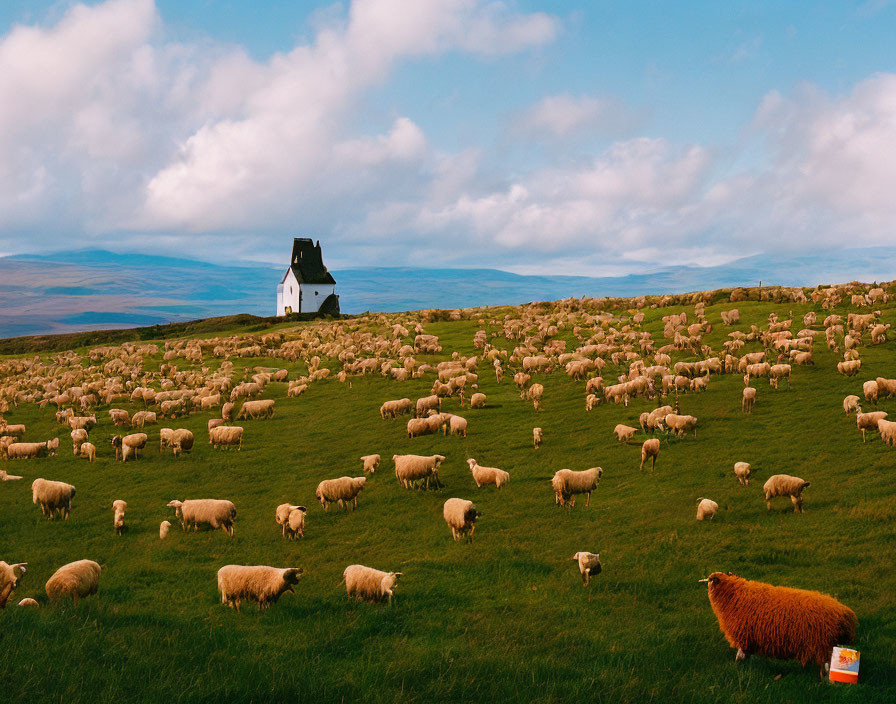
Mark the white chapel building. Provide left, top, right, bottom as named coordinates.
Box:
left=275, top=238, right=339, bottom=316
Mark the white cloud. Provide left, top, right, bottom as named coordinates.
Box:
left=516, top=93, right=633, bottom=137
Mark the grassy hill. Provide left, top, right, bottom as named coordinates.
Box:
left=1, top=294, right=894, bottom=703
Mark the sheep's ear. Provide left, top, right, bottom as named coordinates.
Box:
left=392, top=572, right=402, bottom=579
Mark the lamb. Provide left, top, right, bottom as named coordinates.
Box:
left=5, top=442, right=48, bottom=459
left=45, top=559, right=101, bottom=605
left=342, top=564, right=402, bottom=604
left=571, top=552, right=602, bottom=586
left=856, top=408, right=888, bottom=442
left=112, top=500, right=127, bottom=535
left=467, top=458, right=510, bottom=488
left=159, top=520, right=171, bottom=539
left=360, top=454, right=381, bottom=473
left=0, top=561, right=27, bottom=608
left=32, top=478, right=76, bottom=519
left=217, top=565, right=303, bottom=611
left=614, top=424, right=638, bottom=442
left=701, top=571, right=857, bottom=677
left=763, top=474, right=810, bottom=513
left=236, top=399, right=275, bottom=420
left=742, top=387, right=757, bottom=413
left=551, top=467, right=603, bottom=508
left=393, top=454, right=445, bottom=490
left=662, top=413, right=698, bottom=438
left=71, top=428, right=88, bottom=455
left=315, top=476, right=366, bottom=511
left=533, top=427, right=543, bottom=449
left=209, top=425, right=243, bottom=450
left=469, top=392, right=487, bottom=409
left=877, top=418, right=896, bottom=447
left=734, top=462, right=752, bottom=486
left=696, top=498, right=719, bottom=521
left=640, top=438, right=660, bottom=472
left=79, top=442, right=96, bottom=462
left=443, top=498, right=480, bottom=542
left=842, top=395, right=860, bottom=416
left=167, top=499, right=237, bottom=536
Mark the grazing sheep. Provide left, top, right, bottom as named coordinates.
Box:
left=5, top=442, right=48, bottom=459
left=236, top=399, right=275, bottom=420
left=467, top=458, right=510, bottom=488
left=0, top=561, right=27, bottom=608
left=448, top=415, right=468, bottom=437
left=109, top=409, right=130, bottom=427
left=640, top=438, right=660, bottom=472
left=68, top=415, right=97, bottom=431
left=315, top=476, right=366, bottom=511
left=763, top=475, right=810, bottom=513
left=768, top=364, right=792, bottom=390
left=533, top=427, right=543, bottom=449
left=159, top=520, right=171, bottom=540
left=842, top=395, right=860, bottom=416
left=742, top=387, right=756, bottom=413
left=551, top=467, right=603, bottom=508
left=342, top=564, right=402, bottom=604
left=167, top=499, right=237, bottom=536
left=130, top=411, right=157, bottom=429
left=217, top=565, right=303, bottom=611
left=45, top=560, right=101, bottom=605
left=415, top=395, right=441, bottom=418
left=877, top=418, right=896, bottom=447
left=571, top=552, right=601, bottom=586
left=111, top=433, right=147, bottom=461
left=46, top=437, right=59, bottom=457
left=863, top=380, right=878, bottom=405
left=112, top=500, right=127, bottom=535
left=71, top=428, right=89, bottom=455
left=696, top=498, right=719, bottom=521
left=585, top=393, right=600, bottom=411
left=837, top=360, right=862, bottom=377
left=380, top=398, right=412, bottom=419
left=443, top=498, right=480, bottom=542
left=393, top=454, right=445, bottom=490
left=469, top=392, right=487, bottom=409
left=286, top=506, right=306, bottom=539
left=222, top=402, right=235, bottom=421
left=360, top=454, right=381, bottom=473
left=161, top=428, right=194, bottom=457
left=701, top=571, right=857, bottom=677
left=614, top=424, right=638, bottom=443
left=734, top=462, right=752, bottom=486
left=856, top=408, right=888, bottom=442
left=209, top=425, right=243, bottom=450
left=207, top=418, right=226, bottom=436
left=526, top=383, right=544, bottom=410
left=31, top=478, right=76, bottom=519
left=662, top=413, right=698, bottom=438
left=79, top=442, right=96, bottom=463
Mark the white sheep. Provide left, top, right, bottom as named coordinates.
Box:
left=112, top=500, right=127, bottom=535
left=111, top=433, right=147, bottom=461
left=467, top=458, right=510, bottom=488
left=640, top=438, right=660, bottom=472
left=856, top=408, right=888, bottom=442
left=614, top=424, right=638, bottom=442
left=533, top=427, right=543, bottom=449
left=342, top=564, right=402, bottom=604
left=0, top=561, right=27, bottom=608
left=31, top=478, right=76, bottom=519
left=167, top=499, right=237, bottom=536
left=4, top=442, right=48, bottom=459
left=843, top=395, right=860, bottom=416
left=217, top=565, right=303, bottom=611
left=394, top=454, right=445, bottom=490
left=209, top=425, right=243, bottom=450
left=571, top=552, right=601, bottom=586
left=159, top=520, right=171, bottom=540
left=662, top=413, right=698, bottom=438
left=443, top=498, right=480, bottom=542
left=286, top=506, right=306, bottom=539
left=79, top=442, right=96, bottom=462
left=0, top=470, right=23, bottom=482
left=45, top=559, right=101, bottom=605
left=763, top=474, right=810, bottom=513
left=315, top=476, right=366, bottom=511
left=733, top=462, right=751, bottom=486
left=742, top=387, right=756, bottom=413
left=360, top=454, right=381, bottom=473
left=551, top=467, right=603, bottom=508
left=469, top=392, right=487, bottom=409
left=696, top=498, right=719, bottom=521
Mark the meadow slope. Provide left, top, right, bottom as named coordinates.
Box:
left=1, top=295, right=895, bottom=704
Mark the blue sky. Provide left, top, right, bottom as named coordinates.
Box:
left=1, top=1, right=895, bottom=274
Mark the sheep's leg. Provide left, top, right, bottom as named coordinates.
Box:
left=585, top=492, right=591, bottom=508
left=736, top=648, right=747, bottom=661
left=652, top=455, right=656, bottom=471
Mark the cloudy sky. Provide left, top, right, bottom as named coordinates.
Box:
left=1, top=0, right=895, bottom=275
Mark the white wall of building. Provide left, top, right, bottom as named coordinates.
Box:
left=276, top=269, right=334, bottom=315
left=300, top=283, right=335, bottom=313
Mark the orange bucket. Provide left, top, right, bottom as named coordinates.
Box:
left=829, top=646, right=859, bottom=684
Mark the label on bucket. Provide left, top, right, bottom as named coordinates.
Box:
left=829, top=647, right=859, bottom=684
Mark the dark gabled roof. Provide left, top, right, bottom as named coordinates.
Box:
left=282, top=238, right=336, bottom=285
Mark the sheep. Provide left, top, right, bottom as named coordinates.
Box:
left=110, top=433, right=147, bottom=461
left=837, top=360, right=862, bottom=377
left=109, top=409, right=130, bottom=427
left=71, top=428, right=89, bottom=455
left=167, top=499, right=237, bottom=536
left=614, top=424, right=638, bottom=443
left=209, top=425, right=243, bottom=450
left=5, top=442, right=48, bottom=459
left=380, top=398, right=412, bottom=419
left=742, top=386, right=757, bottom=414
left=876, top=417, right=896, bottom=447
left=68, top=415, right=97, bottom=431
left=159, top=520, right=171, bottom=539
left=551, top=467, right=603, bottom=508
left=342, top=564, right=402, bottom=604
left=0, top=469, right=23, bottom=481
left=701, top=571, right=857, bottom=677
left=315, top=476, right=366, bottom=511
left=443, top=498, right=480, bottom=542
left=222, top=402, right=235, bottom=421
left=112, top=500, right=127, bottom=535
left=286, top=506, right=306, bottom=539
left=236, top=399, right=275, bottom=420
left=217, top=565, right=303, bottom=611
left=17, top=598, right=38, bottom=607
left=469, top=392, right=487, bottom=409
left=161, top=428, right=194, bottom=457
left=415, top=395, right=441, bottom=418
left=79, top=442, right=96, bottom=462
left=571, top=552, right=601, bottom=586
left=843, top=395, right=860, bottom=416
left=763, top=475, right=810, bottom=513
left=640, top=438, right=660, bottom=472
left=856, top=408, right=888, bottom=442
left=768, top=364, right=791, bottom=390
left=45, top=560, right=101, bottom=605
left=877, top=377, right=896, bottom=399
left=0, top=424, right=26, bottom=438
left=46, top=437, right=59, bottom=457
left=863, top=380, right=879, bottom=405
left=696, top=498, right=719, bottom=521
left=662, top=413, right=698, bottom=438
left=31, top=478, right=76, bottom=519
left=360, top=454, right=381, bottom=473
left=448, top=415, right=468, bottom=437
left=526, top=383, right=544, bottom=410
left=130, top=411, right=157, bottom=429
left=393, top=454, right=445, bottom=490
left=467, top=458, right=509, bottom=488
left=734, top=462, right=752, bottom=486
left=533, top=427, right=543, bottom=449
left=0, top=561, right=27, bottom=608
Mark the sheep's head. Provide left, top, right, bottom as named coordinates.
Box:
left=166, top=500, right=184, bottom=518
left=110, top=435, right=122, bottom=448
left=466, top=458, right=477, bottom=469
left=381, top=572, right=402, bottom=593
left=281, top=567, right=303, bottom=591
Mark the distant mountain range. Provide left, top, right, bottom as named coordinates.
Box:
left=1, top=246, right=895, bottom=337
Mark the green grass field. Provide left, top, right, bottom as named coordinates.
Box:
left=1, top=295, right=895, bottom=703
